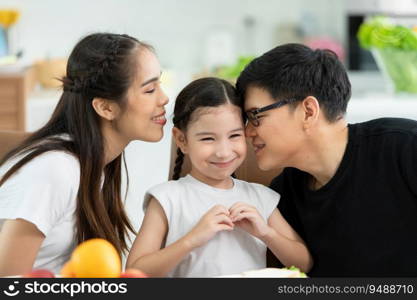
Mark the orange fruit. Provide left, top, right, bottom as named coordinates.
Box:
left=120, top=268, right=149, bottom=278
left=70, top=238, right=121, bottom=278
left=60, top=261, right=75, bottom=278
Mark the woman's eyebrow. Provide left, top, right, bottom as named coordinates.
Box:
left=140, top=72, right=163, bottom=87
left=140, top=76, right=159, bottom=87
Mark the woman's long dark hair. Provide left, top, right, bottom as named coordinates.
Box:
left=0, top=33, right=152, bottom=256
left=171, top=77, right=242, bottom=180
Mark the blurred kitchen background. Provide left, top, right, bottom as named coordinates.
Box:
left=0, top=0, right=416, bottom=232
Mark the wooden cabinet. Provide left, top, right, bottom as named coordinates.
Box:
left=0, top=68, right=35, bottom=131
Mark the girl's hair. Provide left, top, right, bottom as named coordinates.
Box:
left=0, top=33, right=153, bottom=256
left=171, top=77, right=242, bottom=180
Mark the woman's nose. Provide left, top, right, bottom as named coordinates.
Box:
left=159, top=89, right=169, bottom=106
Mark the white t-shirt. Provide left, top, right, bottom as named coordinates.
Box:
left=0, top=150, right=80, bottom=274
left=144, top=174, right=280, bottom=277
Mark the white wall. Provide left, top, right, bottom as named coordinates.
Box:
left=0, top=0, right=345, bottom=73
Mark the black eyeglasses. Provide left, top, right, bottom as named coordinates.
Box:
left=245, top=98, right=296, bottom=127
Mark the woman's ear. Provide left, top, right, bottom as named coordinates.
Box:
left=91, top=97, right=120, bottom=121
left=300, top=96, right=320, bottom=131
left=172, top=127, right=188, bottom=154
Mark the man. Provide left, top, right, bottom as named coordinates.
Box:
left=236, top=43, right=417, bottom=277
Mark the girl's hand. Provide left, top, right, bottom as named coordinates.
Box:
left=184, top=205, right=234, bottom=249
left=229, top=202, right=271, bottom=239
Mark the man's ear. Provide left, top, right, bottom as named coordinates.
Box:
left=300, top=96, right=320, bottom=130
left=172, top=127, right=188, bottom=154
left=91, top=97, right=120, bottom=121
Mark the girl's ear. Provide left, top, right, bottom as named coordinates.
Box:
left=91, top=97, right=120, bottom=121
left=172, top=127, right=188, bottom=154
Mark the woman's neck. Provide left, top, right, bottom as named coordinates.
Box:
left=102, top=122, right=130, bottom=165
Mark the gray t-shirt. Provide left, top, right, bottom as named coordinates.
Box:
left=144, top=174, right=280, bottom=277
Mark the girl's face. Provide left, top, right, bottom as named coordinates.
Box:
left=115, top=48, right=169, bottom=142
left=180, top=104, right=247, bottom=187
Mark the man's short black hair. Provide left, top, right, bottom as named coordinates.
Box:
left=236, top=43, right=351, bottom=122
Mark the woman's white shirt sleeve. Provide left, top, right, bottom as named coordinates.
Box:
left=0, top=151, right=80, bottom=236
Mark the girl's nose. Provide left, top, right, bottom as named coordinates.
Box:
left=215, top=141, right=232, bottom=158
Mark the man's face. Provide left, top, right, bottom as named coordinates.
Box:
left=244, top=86, right=304, bottom=171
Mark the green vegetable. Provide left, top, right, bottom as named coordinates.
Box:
left=288, top=266, right=307, bottom=277
left=375, top=48, right=417, bottom=93
left=216, top=56, right=255, bottom=81
left=357, top=16, right=417, bottom=93
left=358, top=16, right=417, bottom=50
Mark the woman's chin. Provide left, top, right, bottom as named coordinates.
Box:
left=138, top=131, right=164, bottom=142
left=148, top=136, right=163, bottom=143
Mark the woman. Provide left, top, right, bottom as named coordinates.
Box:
left=0, top=33, right=168, bottom=276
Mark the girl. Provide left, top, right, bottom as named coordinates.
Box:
left=0, top=33, right=169, bottom=276
left=126, top=77, right=312, bottom=277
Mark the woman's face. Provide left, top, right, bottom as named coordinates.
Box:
left=115, top=48, right=169, bottom=143
left=182, top=104, right=247, bottom=186
left=244, top=86, right=304, bottom=171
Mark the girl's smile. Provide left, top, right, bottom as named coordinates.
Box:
left=209, top=157, right=237, bottom=168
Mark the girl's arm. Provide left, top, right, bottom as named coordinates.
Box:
left=262, top=209, right=313, bottom=273
left=230, top=203, right=313, bottom=273
left=126, top=198, right=234, bottom=277
left=126, top=198, right=192, bottom=277
left=0, top=219, right=44, bottom=277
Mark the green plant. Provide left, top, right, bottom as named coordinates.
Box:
left=216, top=56, right=255, bottom=81
left=358, top=17, right=417, bottom=93
left=357, top=16, right=417, bottom=50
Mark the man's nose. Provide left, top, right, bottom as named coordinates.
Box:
left=245, top=122, right=257, bottom=138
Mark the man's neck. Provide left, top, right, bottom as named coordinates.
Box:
left=297, top=119, right=349, bottom=190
